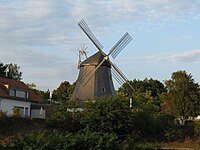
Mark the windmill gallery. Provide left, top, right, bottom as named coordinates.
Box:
left=72, top=19, right=134, bottom=100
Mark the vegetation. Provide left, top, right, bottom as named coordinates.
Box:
left=0, top=69, right=200, bottom=149
left=12, top=107, right=21, bottom=117
left=165, top=70, right=200, bottom=120
left=118, top=78, right=167, bottom=98
left=0, top=63, right=6, bottom=77
left=19, top=130, right=119, bottom=150
left=0, top=62, right=22, bottom=80
left=13, top=97, right=199, bottom=149
left=52, top=81, right=75, bottom=102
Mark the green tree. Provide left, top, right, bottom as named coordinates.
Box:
left=118, top=78, right=166, bottom=98
left=118, top=78, right=166, bottom=113
left=4, top=63, right=22, bottom=80
left=53, top=81, right=75, bottom=102
left=81, top=97, right=134, bottom=138
left=133, top=90, right=161, bottom=113
left=0, top=62, right=6, bottom=77
left=46, top=101, right=82, bottom=132
left=26, top=83, right=50, bottom=100
left=165, top=70, right=200, bottom=120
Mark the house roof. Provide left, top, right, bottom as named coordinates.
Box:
left=0, top=77, right=43, bottom=102
left=80, top=51, right=111, bottom=67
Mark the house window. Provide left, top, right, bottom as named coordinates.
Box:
left=102, top=87, right=105, bottom=93
left=13, top=106, right=29, bottom=117
left=16, top=90, right=27, bottom=98
left=9, top=89, right=16, bottom=96
left=9, top=89, right=28, bottom=99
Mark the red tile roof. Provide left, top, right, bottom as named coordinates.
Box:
left=0, top=77, right=43, bottom=102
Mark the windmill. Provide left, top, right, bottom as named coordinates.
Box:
left=72, top=19, right=134, bottom=100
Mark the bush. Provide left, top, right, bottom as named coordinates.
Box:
left=12, top=107, right=21, bottom=117
left=0, top=110, right=7, bottom=117
left=81, top=97, right=134, bottom=138
left=18, top=130, right=120, bottom=150
left=45, top=103, right=82, bottom=132
left=0, top=112, right=10, bottom=130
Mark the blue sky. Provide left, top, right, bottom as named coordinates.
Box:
left=0, top=0, right=200, bottom=91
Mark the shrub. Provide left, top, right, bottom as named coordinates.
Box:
left=81, top=97, right=134, bottom=138
left=45, top=103, right=82, bottom=132
left=12, top=107, right=21, bottom=117
left=18, top=130, right=120, bottom=150
left=0, top=111, right=10, bottom=130
left=0, top=110, right=7, bottom=117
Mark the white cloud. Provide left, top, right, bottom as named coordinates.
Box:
left=173, top=35, right=192, bottom=42
left=0, top=0, right=200, bottom=90
left=142, top=50, right=200, bottom=63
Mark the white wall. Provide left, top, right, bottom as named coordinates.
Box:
left=0, top=98, right=31, bottom=117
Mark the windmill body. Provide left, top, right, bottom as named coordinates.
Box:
left=72, top=19, right=134, bottom=100
left=72, top=51, right=115, bottom=100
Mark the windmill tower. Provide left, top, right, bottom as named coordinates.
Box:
left=72, top=19, right=134, bottom=100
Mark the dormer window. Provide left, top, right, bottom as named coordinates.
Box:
left=9, top=89, right=15, bottom=96
left=9, top=89, right=28, bottom=99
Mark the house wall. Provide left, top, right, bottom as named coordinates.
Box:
left=0, top=98, right=31, bottom=117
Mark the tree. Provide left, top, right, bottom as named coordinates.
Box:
left=81, top=97, right=134, bottom=138
left=26, top=83, right=50, bottom=100
left=118, top=78, right=166, bottom=98
left=53, top=81, right=75, bottom=102
left=165, top=70, right=200, bottom=120
left=3, top=63, right=22, bottom=80
left=117, top=78, right=166, bottom=113
left=0, top=62, right=6, bottom=77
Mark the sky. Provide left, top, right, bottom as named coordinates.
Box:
left=0, top=0, right=200, bottom=91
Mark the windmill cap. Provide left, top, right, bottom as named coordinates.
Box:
left=80, top=51, right=111, bottom=67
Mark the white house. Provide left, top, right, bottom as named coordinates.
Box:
left=0, top=77, right=43, bottom=117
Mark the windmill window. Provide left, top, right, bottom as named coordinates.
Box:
left=102, top=87, right=105, bottom=92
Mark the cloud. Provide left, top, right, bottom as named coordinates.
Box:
left=0, top=0, right=200, bottom=90
left=0, top=46, right=77, bottom=90
left=142, top=50, right=200, bottom=63
left=173, top=35, right=192, bottom=42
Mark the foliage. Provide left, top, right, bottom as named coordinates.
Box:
left=53, top=81, right=75, bottom=102
left=117, top=78, right=166, bottom=115
left=31, top=88, right=50, bottom=100
left=133, top=91, right=162, bottom=113
left=0, top=111, right=9, bottom=129
left=0, top=62, right=6, bottom=77
left=0, top=110, right=7, bottom=118
left=81, top=97, right=134, bottom=138
left=12, top=107, right=21, bottom=117
left=0, top=62, right=22, bottom=80
left=46, top=101, right=82, bottom=132
left=26, top=83, right=36, bottom=89
left=18, top=130, right=119, bottom=150
left=4, top=63, right=22, bottom=80
left=26, top=83, right=50, bottom=101
left=165, top=70, right=200, bottom=120
left=118, top=78, right=167, bottom=98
